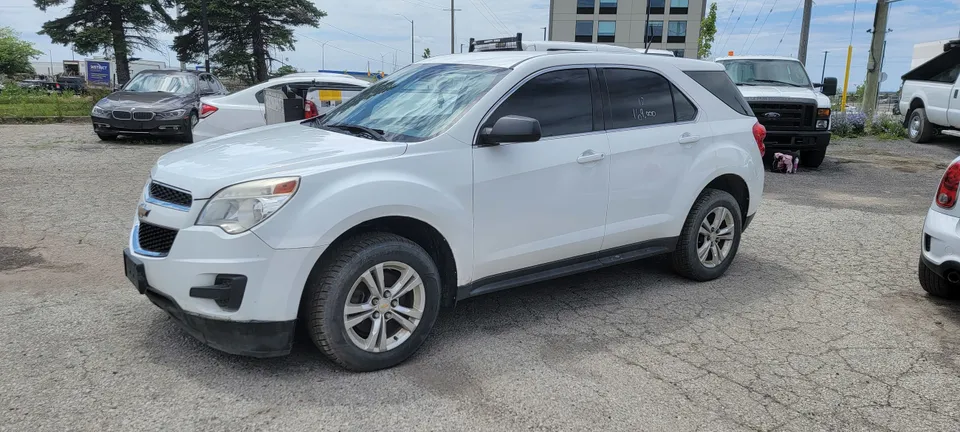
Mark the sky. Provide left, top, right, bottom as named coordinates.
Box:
left=2, top=0, right=960, bottom=91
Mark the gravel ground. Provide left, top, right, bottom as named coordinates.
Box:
left=2, top=124, right=960, bottom=431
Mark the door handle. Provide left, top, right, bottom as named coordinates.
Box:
left=678, top=133, right=701, bottom=144
left=577, top=151, right=605, bottom=164
left=954, top=89, right=958, bottom=99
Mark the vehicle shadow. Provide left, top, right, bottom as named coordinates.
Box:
left=137, top=249, right=800, bottom=403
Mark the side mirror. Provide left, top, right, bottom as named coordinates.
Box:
left=820, top=77, right=838, bottom=96
left=478, top=115, right=542, bottom=146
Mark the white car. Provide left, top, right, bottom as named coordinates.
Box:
left=192, top=73, right=370, bottom=142
left=123, top=51, right=765, bottom=371
left=920, top=156, right=960, bottom=297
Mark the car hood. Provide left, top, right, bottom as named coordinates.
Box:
left=97, top=91, right=197, bottom=111
left=151, top=122, right=408, bottom=199
left=738, top=86, right=831, bottom=108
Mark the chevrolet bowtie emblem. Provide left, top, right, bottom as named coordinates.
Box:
left=138, top=203, right=151, bottom=219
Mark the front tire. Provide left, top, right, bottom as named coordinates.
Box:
left=179, top=111, right=198, bottom=143
left=908, top=108, right=935, bottom=143
left=800, top=147, right=827, bottom=168
left=305, top=233, right=441, bottom=371
left=672, top=189, right=743, bottom=281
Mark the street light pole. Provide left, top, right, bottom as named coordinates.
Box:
left=541, top=27, right=547, bottom=41
left=321, top=41, right=329, bottom=70
left=821, top=51, right=828, bottom=82
left=397, top=14, right=415, bottom=64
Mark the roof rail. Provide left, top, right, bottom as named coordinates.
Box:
left=469, top=33, right=523, bottom=52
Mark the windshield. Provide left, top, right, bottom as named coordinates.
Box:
left=123, top=73, right=197, bottom=94
left=314, top=63, right=510, bottom=142
left=720, top=59, right=812, bottom=88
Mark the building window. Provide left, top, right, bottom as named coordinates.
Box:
left=670, top=0, right=689, bottom=14
left=575, top=20, right=594, bottom=42
left=648, top=0, right=665, bottom=14
left=645, top=21, right=663, bottom=43
left=597, top=21, right=616, bottom=42
left=599, top=0, right=617, bottom=14
left=668, top=21, right=687, bottom=43
left=577, top=0, right=595, bottom=14
left=671, top=49, right=685, bottom=58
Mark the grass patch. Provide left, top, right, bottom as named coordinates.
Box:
left=0, top=87, right=111, bottom=118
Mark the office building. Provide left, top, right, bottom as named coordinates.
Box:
left=548, top=0, right=707, bottom=59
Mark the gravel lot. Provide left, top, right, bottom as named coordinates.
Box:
left=2, top=124, right=960, bottom=431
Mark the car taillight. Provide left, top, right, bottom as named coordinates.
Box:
left=199, top=103, right=218, bottom=118
left=304, top=100, right=319, bottom=119
left=752, top=122, right=766, bottom=157
left=936, top=162, right=960, bottom=209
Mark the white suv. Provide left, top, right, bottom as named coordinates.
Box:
left=123, top=51, right=766, bottom=371
left=919, top=156, right=960, bottom=297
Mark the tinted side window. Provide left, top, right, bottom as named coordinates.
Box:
left=211, top=76, right=226, bottom=93
left=602, top=68, right=675, bottom=129
left=198, top=75, right=213, bottom=93
left=673, top=85, right=697, bottom=122
left=486, top=69, right=593, bottom=138
left=684, top=70, right=753, bottom=116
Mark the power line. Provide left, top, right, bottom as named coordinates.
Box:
left=775, top=0, right=803, bottom=54
left=297, top=32, right=383, bottom=64
left=320, top=22, right=411, bottom=55
left=477, top=0, right=511, bottom=34
left=746, top=0, right=780, bottom=54
left=719, top=1, right=748, bottom=52
left=741, top=0, right=769, bottom=53
left=471, top=0, right=511, bottom=35
left=399, top=0, right=444, bottom=10
left=714, top=0, right=741, bottom=46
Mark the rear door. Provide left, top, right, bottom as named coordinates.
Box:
left=598, top=67, right=703, bottom=250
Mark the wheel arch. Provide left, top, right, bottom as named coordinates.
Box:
left=298, top=215, right=460, bottom=322
left=702, top=174, right=750, bottom=223
left=904, top=97, right=926, bottom=126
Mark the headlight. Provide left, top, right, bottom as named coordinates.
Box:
left=155, top=109, right=187, bottom=120
left=816, top=119, right=829, bottom=130
left=196, top=177, right=300, bottom=234
left=91, top=105, right=110, bottom=118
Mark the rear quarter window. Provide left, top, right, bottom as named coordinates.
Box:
left=684, top=70, right=754, bottom=117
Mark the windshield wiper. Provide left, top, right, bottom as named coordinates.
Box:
left=325, top=123, right=386, bottom=141
left=749, top=79, right=806, bottom=87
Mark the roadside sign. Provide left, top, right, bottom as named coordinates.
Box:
left=86, top=61, right=111, bottom=85
left=880, top=72, right=888, bottom=83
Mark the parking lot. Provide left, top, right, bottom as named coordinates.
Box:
left=3, top=124, right=960, bottom=431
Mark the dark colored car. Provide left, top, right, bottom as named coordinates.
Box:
left=90, top=70, right=228, bottom=142
left=57, top=76, right=87, bottom=94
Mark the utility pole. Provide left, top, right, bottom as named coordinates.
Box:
left=444, top=0, right=461, bottom=54
left=202, top=0, right=210, bottom=72
left=797, top=0, right=813, bottom=64
left=821, top=51, right=828, bottom=82
left=862, top=0, right=892, bottom=118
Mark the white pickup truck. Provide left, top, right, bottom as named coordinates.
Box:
left=717, top=56, right=837, bottom=168
left=898, top=40, right=960, bottom=143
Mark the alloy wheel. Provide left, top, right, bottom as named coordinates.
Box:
left=697, top=207, right=736, bottom=269
left=343, top=261, right=426, bottom=353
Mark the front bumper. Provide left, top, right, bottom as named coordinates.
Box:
left=764, top=130, right=831, bottom=150
left=920, top=208, right=960, bottom=277
left=92, top=116, right=190, bottom=136
left=126, top=248, right=296, bottom=357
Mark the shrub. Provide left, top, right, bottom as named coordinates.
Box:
left=867, top=114, right=907, bottom=139
left=831, top=111, right=867, bottom=138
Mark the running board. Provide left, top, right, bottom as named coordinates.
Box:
left=943, top=130, right=960, bottom=138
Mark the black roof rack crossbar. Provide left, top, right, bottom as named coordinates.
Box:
left=469, top=33, right=523, bottom=52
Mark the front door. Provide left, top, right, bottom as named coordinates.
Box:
left=472, top=68, right=610, bottom=280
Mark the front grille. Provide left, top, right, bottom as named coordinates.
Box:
left=137, top=222, right=178, bottom=255
left=112, top=111, right=131, bottom=120
left=149, top=182, right=192, bottom=208
left=749, top=102, right=816, bottom=131
left=133, top=111, right=155, bottom=121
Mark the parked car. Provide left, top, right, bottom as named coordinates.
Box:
left=192, top=72, right=370, bottom=142
left=56, top=76, right=87, bottom=95
left=919, top=155, right=960, bottom=298
left=17, top=79, right=62, bottom=93
left=716, top=55, right=837, bottom=168
left=898, top=39, right=960, bottom=143
left=90, top=70, right=228, bottom=142
left=123, top=51, right=765, bottom=371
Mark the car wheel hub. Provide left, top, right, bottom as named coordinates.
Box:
left=697, top=207, right=735, bottom=269
left=343, top=261, right=426, bottom=353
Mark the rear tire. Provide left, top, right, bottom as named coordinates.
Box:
left=908, top=108, right=935, bottom=143
left=305, top=232, right=442, bottom=371
left=800, top=147, right=826, bottom=168
left=97, top=133, right=118, bottom=141
left=918, top=259, right=959, bottom=299
left=672, top=189, right=743, bottom=282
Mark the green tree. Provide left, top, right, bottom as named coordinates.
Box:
left=0, top=27, right=43, bottom=76
left=274, top=65, right=298, bottom=77
left=698, top=2, right=718, bottom=59
left=34, top=0, right=173, bottom=84
left=422, top=48, right=431, bottom=59
left=173, top=0, right=325, bottom=83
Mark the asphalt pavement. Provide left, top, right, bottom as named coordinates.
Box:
left=2, top=125, right=960, bottom=431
